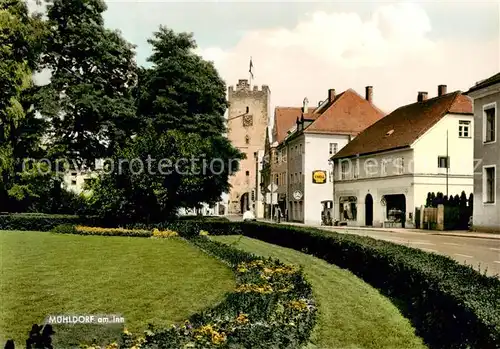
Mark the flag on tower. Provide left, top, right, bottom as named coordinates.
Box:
left=249, top=57, right=254, bottom=79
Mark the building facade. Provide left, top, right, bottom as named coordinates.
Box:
left=467, top=73, right=500, bottom=232
left=332, top=87, right=474, bottom=228
left=226, top=79, right=270, bottom=214
left=283, top=86, right=385, bottom=225
left=253, top=149, right=265, bottom=218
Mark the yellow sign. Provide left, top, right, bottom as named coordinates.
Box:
left=312, top=170, right=327, bottom=184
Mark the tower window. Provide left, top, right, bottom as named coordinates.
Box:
left=246, top=106, right=249, bottom=113
left=245, top=171, right=250, bottom=176
left=245, top=135, right=250, bottom=144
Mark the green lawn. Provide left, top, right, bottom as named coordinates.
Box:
left=213, top=235, right=427, bottom=349
left=0, top=231, right=235, bottom=347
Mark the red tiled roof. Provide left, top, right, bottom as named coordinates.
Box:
left=273, top=107, right=320, bottom=143
left=304, top=89, right=385, bottom=135
left=332, top=91, right=473, bottom=159
left=273, top=107, right=301, bottom=144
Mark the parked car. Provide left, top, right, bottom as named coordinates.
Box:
left=243, top=210, right=256, bottom=222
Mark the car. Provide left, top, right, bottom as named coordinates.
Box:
left=243, top=210, right=256, bottom=221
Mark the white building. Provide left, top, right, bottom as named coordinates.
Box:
left=253, top=149, right=265, bottom=218
left=332, top=86, right=474, bottom=228
left=283, top=87, right=385, bottom=225
left=466, top=73, right=500, bottom=232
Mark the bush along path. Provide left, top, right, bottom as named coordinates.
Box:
left=144, top=220, right=500, bottom=349
left=50, top=226, right=317, bottom=349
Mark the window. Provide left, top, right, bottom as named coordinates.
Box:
left=438, top=156, right=450, bottom=169
left=274, top=174, right=278, bottom=185
left=354, top=161, right=359, bottom=179
left=245, top=135, right=250, bottom=144
left=484, top=166, right=496, bottom=204
left=71, top=180, right=77, bottom=185
left=395, top=157, right=404, bottom=174
left=277, top=150, right=282, bottom=163
left=245, top=170, right=250, bottom=176
left=299, top=143, right=303, bottom=154
left=290, top=174, right=293, bottom=183
left=299, top=172, right=302, bottom=183
left=71, top=172, right=77, bottom=177
left=329, top=143, right=338, bottom=155
left=484, top=104, right=496, bottom=143
left=458, top=120, right=470, bottom=138
left=340, top=161, right=349, bottom=180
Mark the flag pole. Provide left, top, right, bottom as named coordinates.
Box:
left=249, top=56, right=253, bottom=87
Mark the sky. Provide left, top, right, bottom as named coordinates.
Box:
left=37, top=0, right=500, bottom=114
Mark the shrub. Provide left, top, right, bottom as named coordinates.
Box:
left=152, top=228, right=179, bottom=238
left=52, top=225, right=152, bottom=238
left=112, top=236, right=316, bottom=349
left=223, top=222, right=500, bottom=349
left=0, top=213, right=90, bottom=231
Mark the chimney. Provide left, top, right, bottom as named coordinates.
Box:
left=302, top=97, right=309, bottom=114
left=417, top=91, right=428, bottom=102
left=365, top=86, right=373, bottom=103
left=438, top=84, right=447, bottom=96
left=328, top=89, right=336, bottom=102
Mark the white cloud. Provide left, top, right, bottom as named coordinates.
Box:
left=198, top=2, right=499, bottom=113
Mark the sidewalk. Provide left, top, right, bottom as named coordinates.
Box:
left=255, top=219, right=500, bottom=240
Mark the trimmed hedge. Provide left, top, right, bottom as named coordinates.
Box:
left=0, top=214, right=92, bottom=231
left=0, top=214, right=229, bottom=232
left=52, top=225, right=153, bottom=238
left=202, top=221, right=499, bottom=349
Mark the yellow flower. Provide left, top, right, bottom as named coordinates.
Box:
left=199, top=230, right=209, bottom=236
left=106, top=342, right=119, bottom=349
left=123, top=328, right=131, bottom=335
left=235, top=313, right=249, bottom=324
left=211, top=331, right=227, bottom=345
left=152, top=229, right=179, bottom=238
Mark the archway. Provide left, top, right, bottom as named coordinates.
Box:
left=240, top=192, right=249, bottom=213
left=365, top=194, right=373, bottom=226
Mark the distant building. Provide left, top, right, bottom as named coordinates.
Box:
left=226, top=79, right=270, bottom=214
left=332, top=86, right=473, bottom=228
left=278, top=86, right=385, bottom=225
left=467, top=72, right=500, bottom=232
left=253, top=149, right=265, bottom=218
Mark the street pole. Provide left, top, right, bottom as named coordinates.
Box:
left=446, top=129, right=449, bottom=197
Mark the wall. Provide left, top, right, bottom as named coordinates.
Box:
left=334, top=175, right=415, bottom=227
left=412, top=113, right=474, bottom=177
left=303, top=133, right=350, bottom=225
left=62, top=170, right=96, bottom=194
left=470, top=85, right=500, bottom=231
left=227, top=80, right=270, bottom=214
left=286, top=133, right=305, bottom=222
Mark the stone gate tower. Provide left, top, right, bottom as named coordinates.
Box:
left=227, top=79, right=270, bottom=214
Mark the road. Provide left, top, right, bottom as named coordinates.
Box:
left=226, top=215, right=500, bottom=277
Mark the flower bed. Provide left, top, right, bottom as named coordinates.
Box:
left=80, top=236, right=316, bottom=348
left=52, top=225, right=153, bottom=237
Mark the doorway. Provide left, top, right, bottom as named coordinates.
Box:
left=365, top=194, right=373, bottom=226
left=240, top=192, right=249, bottom=213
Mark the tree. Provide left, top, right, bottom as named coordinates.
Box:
left=38, top=0, right=138, bottom=164
left=90, top=28, right=243, bottom=222
left=459, top=191, right=467, bottom=208
left=468, top=193, right=474, bottom=209
left=426, top=192, right=432, bottom=207
left=137, top=27, right=227, bottom=136
left=0, top=0, right=47, bottom=211
left=90, top=129, right=241, bottom=223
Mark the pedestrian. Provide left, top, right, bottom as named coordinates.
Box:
left=276, top=206, right=282, bottom=223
